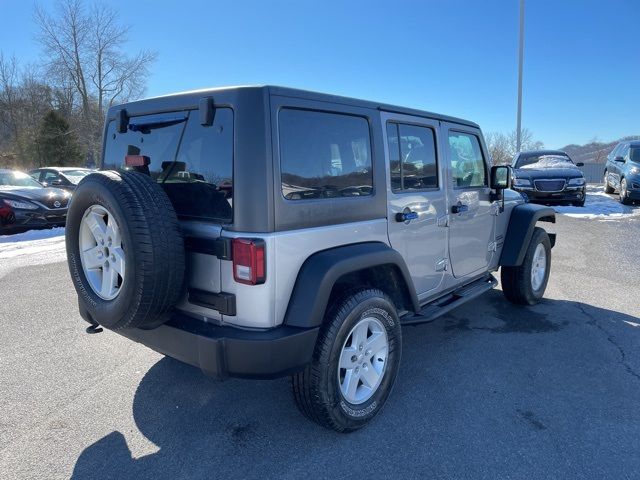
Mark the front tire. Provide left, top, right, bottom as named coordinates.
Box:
left=501, top=227, right=551, bottom=305
left=619, top=178, right=632, bottom=205
left=292, top=289, right=402, bottom=432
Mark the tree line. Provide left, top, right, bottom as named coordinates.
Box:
left=0, top=0, right=155, bottom=170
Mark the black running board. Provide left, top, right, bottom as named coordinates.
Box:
left=401, top=274, right=498, bottom=326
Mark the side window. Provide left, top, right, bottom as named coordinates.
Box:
left=610, top=144, right=622, bottom=159
left=279, top=109, right=373, bottom=200
left=386, top=122, right=438, bottom=191
left=43, top=171, right=60, bottom=184
left=620, top=144, right=630, bottom=160
left=448, top=132, right=487, bottom=188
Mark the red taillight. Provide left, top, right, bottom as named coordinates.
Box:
left=232, top=238, right=266, bottom=285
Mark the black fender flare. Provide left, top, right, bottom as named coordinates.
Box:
left=284, top=242, right=419, bottom=328
left=499, top=203, right=556, bottom=267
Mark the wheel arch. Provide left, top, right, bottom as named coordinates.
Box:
left=499, top=203, right=556, bottom=267
left=283, top=242, right=419, bottom=328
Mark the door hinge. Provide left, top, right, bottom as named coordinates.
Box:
left=435, top=258, right=449, bottom=272
left=488, top=241, right=498, bottom=252
left=437, top=214, right=450, bottom=227
left=490, top=202, right=501, bottom=216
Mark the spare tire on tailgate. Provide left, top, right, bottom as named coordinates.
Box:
left=66, top=170, right=185, bottom=330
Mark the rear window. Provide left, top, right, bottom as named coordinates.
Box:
left=278, top=108, right=373, bottom=200
left=103, top=108, right=233, bottom=223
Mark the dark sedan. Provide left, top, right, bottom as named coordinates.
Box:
left=28, top=167, right=93, bottom=192
left=511, top=150, right=586, bottom=207
left=0, top=169, right=71, bottom=233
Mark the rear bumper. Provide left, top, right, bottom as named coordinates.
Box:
left=111, top=312, right=319, bottom=380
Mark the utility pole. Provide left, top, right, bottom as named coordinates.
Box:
left=516, top=0, right=525, bottom=152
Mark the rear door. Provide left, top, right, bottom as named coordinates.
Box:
left=382, top=112, right=448, bottom=297
left=102, top=108, right=235, bottom=318
left=606, top=144, right=621, bottom=185
left=443, top=124, right=496, bottom=278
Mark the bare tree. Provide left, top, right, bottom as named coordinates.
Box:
left=34, top=0, right=156, bottom=161
left=486, top=128, right=544, bottom=165
left=0, top=54, right=21, bottom=147
left=0, top=54, right=57, bottom=166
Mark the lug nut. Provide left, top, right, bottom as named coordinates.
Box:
left=351, top=355, right=357, bottom=363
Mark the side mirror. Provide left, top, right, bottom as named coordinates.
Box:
left=576, top=162, right=584, bottom=167
left=490, top=165, right=511, bottom=190
left=614, top=156, right=625, bottom=163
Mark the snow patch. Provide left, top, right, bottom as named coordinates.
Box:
left=555, top=186, right=640, bottom=220
left=0, top=227, right=67, bottom=278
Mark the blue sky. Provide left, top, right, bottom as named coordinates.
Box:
left=1, top=0, right=638, bottom=148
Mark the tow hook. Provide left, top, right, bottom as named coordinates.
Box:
left=85, top=324, right=104, bottom=334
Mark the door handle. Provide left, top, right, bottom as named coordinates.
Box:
left=395, top=211, right=419, bottom=222
left=451, top=203, right=469, bottom=214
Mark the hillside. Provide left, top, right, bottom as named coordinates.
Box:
left=559, top=136, right=640, bottom=164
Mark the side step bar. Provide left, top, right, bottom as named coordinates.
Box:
left=401, top=274, right=498, bottom=326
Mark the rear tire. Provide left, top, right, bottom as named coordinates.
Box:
left=292, top=288, right=402, bottom=432
left=66, top=171, right=185, bottom=330
left=603, top=172, right=614, bottom=194
left=501, top=227, right=551, bottom=305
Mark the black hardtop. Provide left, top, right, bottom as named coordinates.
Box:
left=106, top=85, right=479, bottom=128
left=626, top=140, right=640, bottom=148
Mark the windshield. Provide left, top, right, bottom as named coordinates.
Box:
left=0, top=171, right=43, bottom=188
left=62, top=169, right=92, bottom=184
left=515, top=154, right=574, bottom=169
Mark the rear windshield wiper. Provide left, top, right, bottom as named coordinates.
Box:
left=128, top=116, right=187, bottom=134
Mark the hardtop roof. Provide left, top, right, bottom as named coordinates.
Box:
left=107, top=85, right=480, bottom=129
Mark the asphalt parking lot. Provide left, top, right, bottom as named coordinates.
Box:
left=1, top=204, right=640, bottom=479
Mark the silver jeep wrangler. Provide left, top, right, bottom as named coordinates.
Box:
left=65, top=86, right=555, bottom=432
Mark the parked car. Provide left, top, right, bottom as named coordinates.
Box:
left=603, top=140, right=640, bottom=204
left=28, top=167, right=93, bottom=191
left=511, top=150, right=586, bottom=206
left=0, top=169, right=71, bottom=232
left=0, top=200, right=15, bottom=232
left=65, top=86, right=556, bottom=432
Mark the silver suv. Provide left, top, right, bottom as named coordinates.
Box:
left=65, top=86, right=556, bottom=432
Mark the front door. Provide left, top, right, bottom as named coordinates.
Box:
left=443, top=124, right=496, bottom=278
left=383, top=113, right=448, bottom=297
left=612, top=143, right=629, bottom=187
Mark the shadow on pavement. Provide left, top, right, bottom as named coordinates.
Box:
left=72, top=291, right=640, bottom=479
